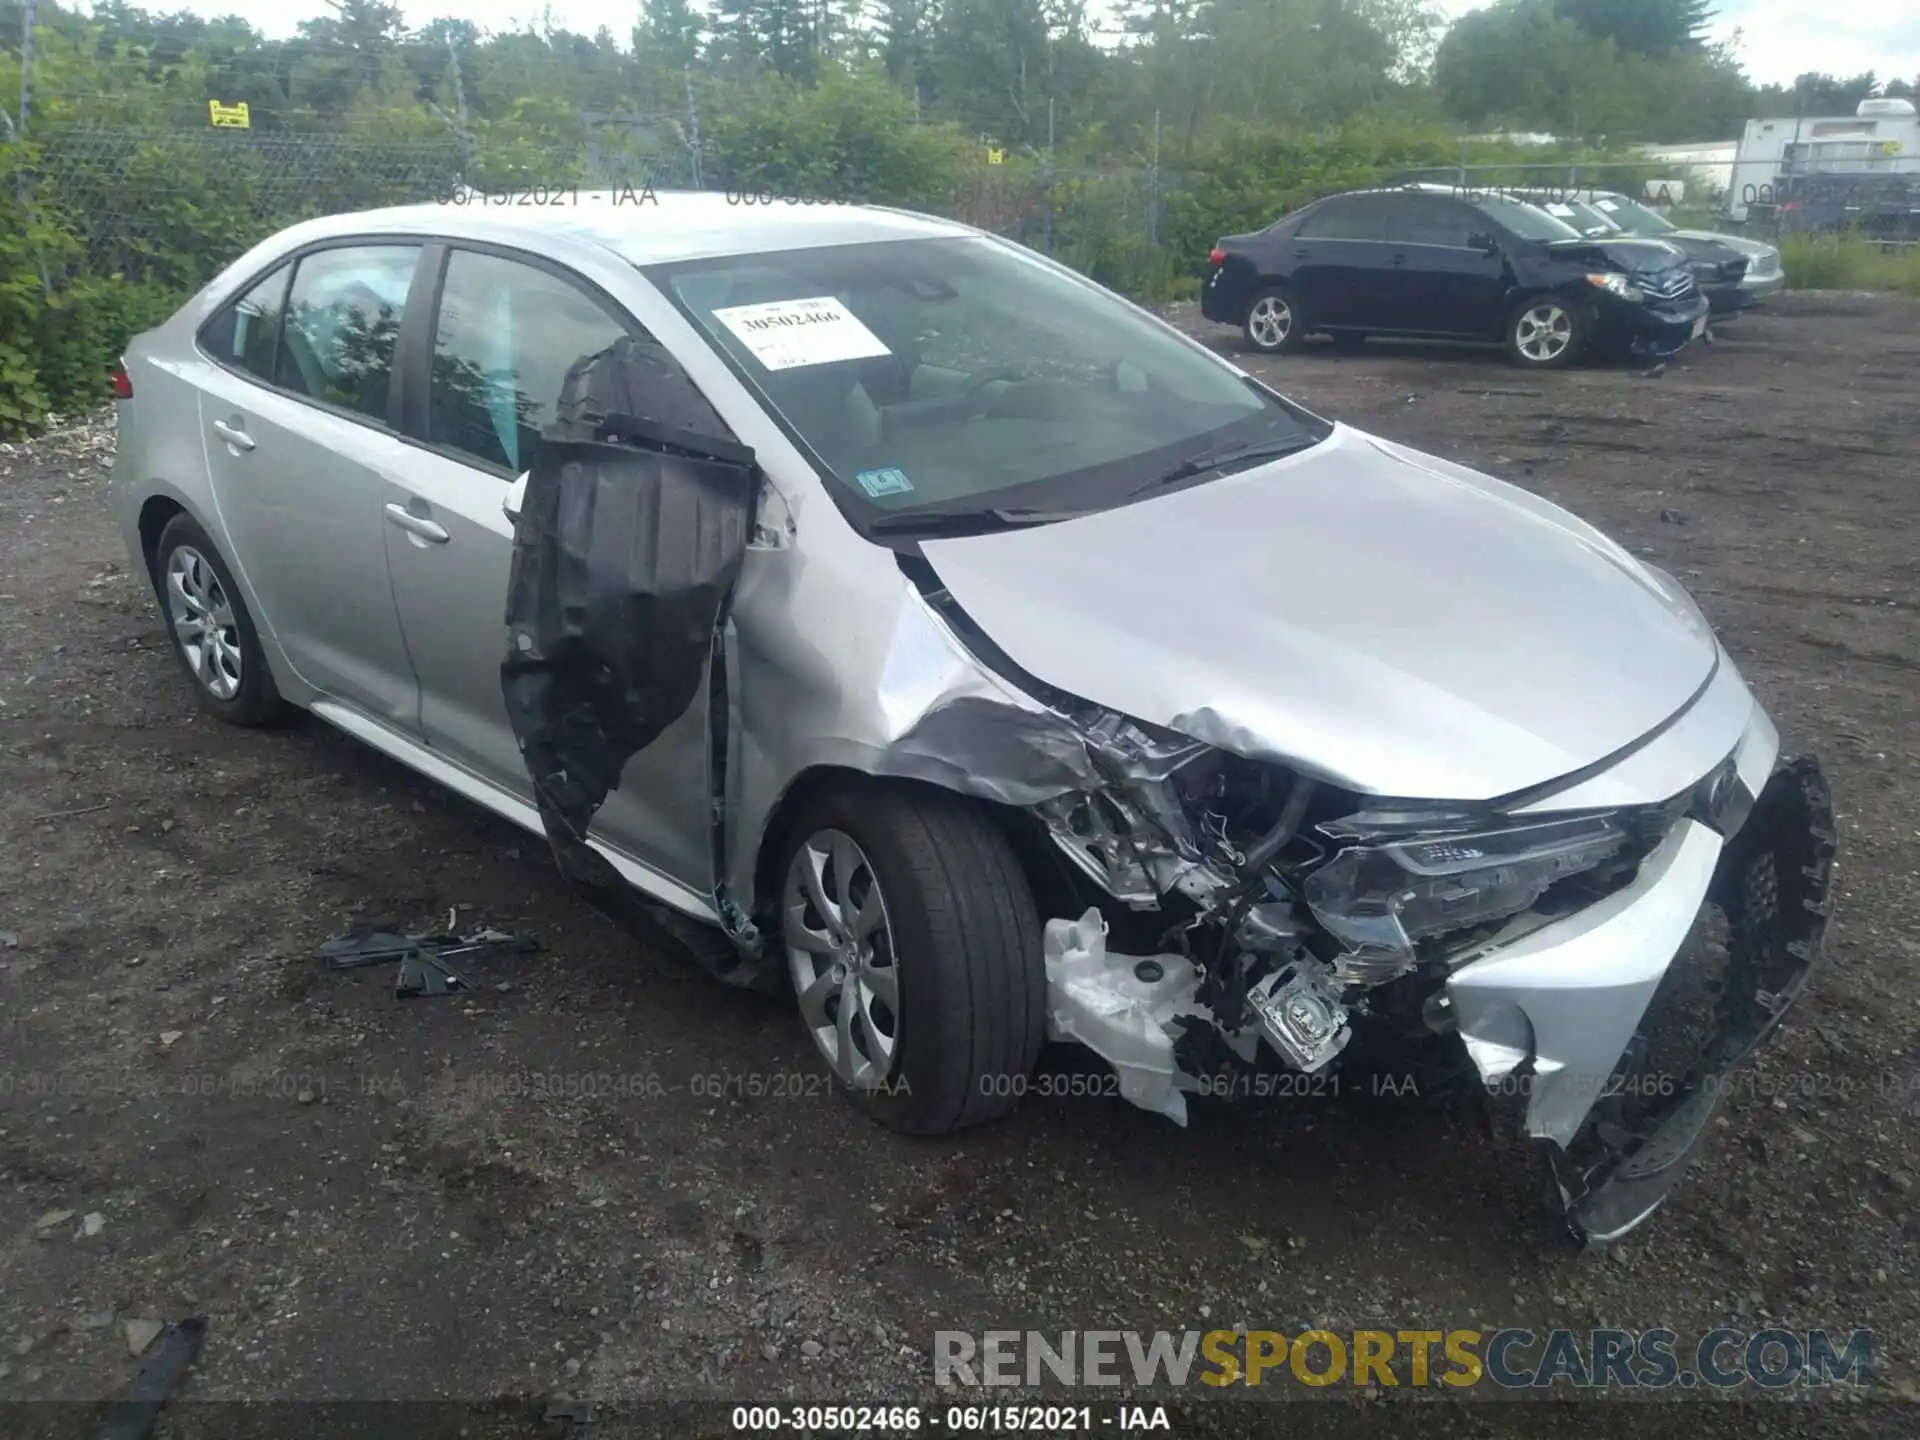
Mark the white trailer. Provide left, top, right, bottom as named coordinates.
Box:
left=1638, top=141, right=1737, bottom=198
left=1727, top=98, right=1920, bottom=222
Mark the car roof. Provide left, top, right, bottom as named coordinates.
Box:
left=1313, top=183, right=1539, bottom=202
left=265, top=190, right=975, bottom=267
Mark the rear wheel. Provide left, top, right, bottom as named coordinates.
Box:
left=1506, top=295, right=1587, bottom=369
left=777, top=783, right=1046, bottom=1135
left=152, top=514, right=285, bottom=727
left=1242, top=286, right=1306, bottom=355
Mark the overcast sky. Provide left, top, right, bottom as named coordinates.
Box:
left=121, top=0, right=1920, bottom=93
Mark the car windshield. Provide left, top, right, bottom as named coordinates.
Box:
left=1589, top=195, right=1677, bottom=234
left=1471, top=194, right=1585, bottom=243
left=642, top=236, right=1326, bottom=528
left=1530, top=197, right=1621, bottom=236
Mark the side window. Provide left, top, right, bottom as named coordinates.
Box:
left=279, top=245, right=421, bottom=423
left=202, top=264, right=291, bottom=382
left=427, top=250, right=630, bottom=474
left=1299, top=196, right=1403, bottom=241
left=1358, top=196, right=1416, bottom=242
left=1403, top=197, right=1477, bottom=248
left=1295, top=198, right=1360, bottom=240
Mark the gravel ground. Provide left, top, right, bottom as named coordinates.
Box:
left=1, top=291, right=1917, bottom=1438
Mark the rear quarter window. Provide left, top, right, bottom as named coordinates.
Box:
left=200, top=264, right=292, bottom=382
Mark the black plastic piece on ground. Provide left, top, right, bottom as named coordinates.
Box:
left=318, top=927, right=536, bottom=999
left=395, top=946, right=477, bottom=998
left=94, top=1315, right=206, bottom=1440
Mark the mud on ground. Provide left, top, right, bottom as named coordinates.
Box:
left=1, top=292, right=1916, bottom=1435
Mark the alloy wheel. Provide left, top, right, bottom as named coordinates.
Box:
left=165, top=545, right=243, bottom=701
left=1514, top=303, right=1573, bottom=363
left=782, top=829, right=901, bottom=1088
left=1248, top=295, right=1292, bottom=349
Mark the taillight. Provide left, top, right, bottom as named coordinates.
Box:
left=111, top=363, right=133, bottom=400
left=1208, top=247, right=1228, bottom=266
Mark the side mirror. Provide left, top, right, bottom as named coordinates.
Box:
left=502, top=471, right=528, bottom=524
left=1469, top=232, right=1499, bottom=255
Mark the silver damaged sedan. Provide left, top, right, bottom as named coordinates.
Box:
left=110, top=194, right=1834, bottom=1245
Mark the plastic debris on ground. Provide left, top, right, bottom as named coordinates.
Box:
left=1041, top=907, right=1207, bottom=1125
left=94, top=1316, right=205, bottom=1440
left=318, top=917, right=539, bottom=999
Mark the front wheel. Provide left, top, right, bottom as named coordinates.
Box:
left=1506, top=295, right=1587, bottom=369
left=778, top=783, right=1047, bottom=1135
left=1242, top=286, right=1306, bottom=355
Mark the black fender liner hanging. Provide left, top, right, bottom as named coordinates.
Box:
left=501, top=334, right=757, bottom=930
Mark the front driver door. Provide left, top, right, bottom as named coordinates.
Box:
left=1392, top=196, right=1510, bottom=338
left=379, top=244, right=718, bottom=894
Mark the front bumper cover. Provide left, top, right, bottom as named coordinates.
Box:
left=1447, top=753, right=1835, bottom=1245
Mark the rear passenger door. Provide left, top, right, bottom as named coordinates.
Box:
left=381, top=245, right=718, bottom=893
left=1287, top=195, right=1404, bottom=331
left=195, top=242, right=429, bottom=731
left=1284, top=197, right=1371, bottom=329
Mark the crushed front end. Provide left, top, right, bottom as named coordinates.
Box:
left=1019, top=696, right=1835, bottom=1247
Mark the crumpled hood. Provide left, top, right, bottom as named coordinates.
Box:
left=918, top=425, right=1719, bottom=802
left=1545, top=235, right=1688, bottom=276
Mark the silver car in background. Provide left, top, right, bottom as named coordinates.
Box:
left=110, top=193, right=1833, bottom=1246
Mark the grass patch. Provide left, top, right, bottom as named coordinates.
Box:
left=1781, top=235, right=1920, bottom=296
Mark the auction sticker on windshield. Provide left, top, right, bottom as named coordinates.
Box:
left=712, top=296, right=892, bottom=371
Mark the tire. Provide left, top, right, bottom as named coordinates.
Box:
left=1505, top=294, right=1588, bottom=369
left=151, top=513, right=286, bottom=727
left=776, top=782, right=1046, bottom=1136
left=1241, top=285, right=1306, bottom=355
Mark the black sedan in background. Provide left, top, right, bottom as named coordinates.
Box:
left=1203, top=185, right=1710, bottom=368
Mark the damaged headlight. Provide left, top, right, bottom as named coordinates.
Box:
left=1304, top=814, right=1628, bottom=975
left=1585, top=272, right=1646, bottom=303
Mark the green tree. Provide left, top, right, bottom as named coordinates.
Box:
left=875, top=0, right=935, bottom=101
left=704, top=67, right=973, bottom=205
left=1553, top=0, right=1712, bottom=57
left=927, top=0, right=1053, bottom=145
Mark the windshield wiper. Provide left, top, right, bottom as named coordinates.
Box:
left=865, top=505, right=1093, bottom=538
left=1124, top=434, right=1316, bottom=500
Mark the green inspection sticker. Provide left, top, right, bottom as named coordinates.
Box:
left=855, top=467, right=915, bottom=498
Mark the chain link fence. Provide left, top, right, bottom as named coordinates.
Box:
left=14, top=118, right=1188, bottom=299
left=29, top=126, right=460, bottom=279
left=2, top=5, right=1200, bottom=298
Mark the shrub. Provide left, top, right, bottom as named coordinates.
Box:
left=1781, top=235, right=1920, bottom=297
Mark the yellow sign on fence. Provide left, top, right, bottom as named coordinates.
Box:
left=209, top=100, right=251, bottom=129
left=986, top=147, right=1004, bottom=165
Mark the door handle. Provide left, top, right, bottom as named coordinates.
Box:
left=385, top=502, right=450, bottom=544
left=1389, top=253, right=1409, bottom=266
left=211, top=419, right=255, bottom=452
